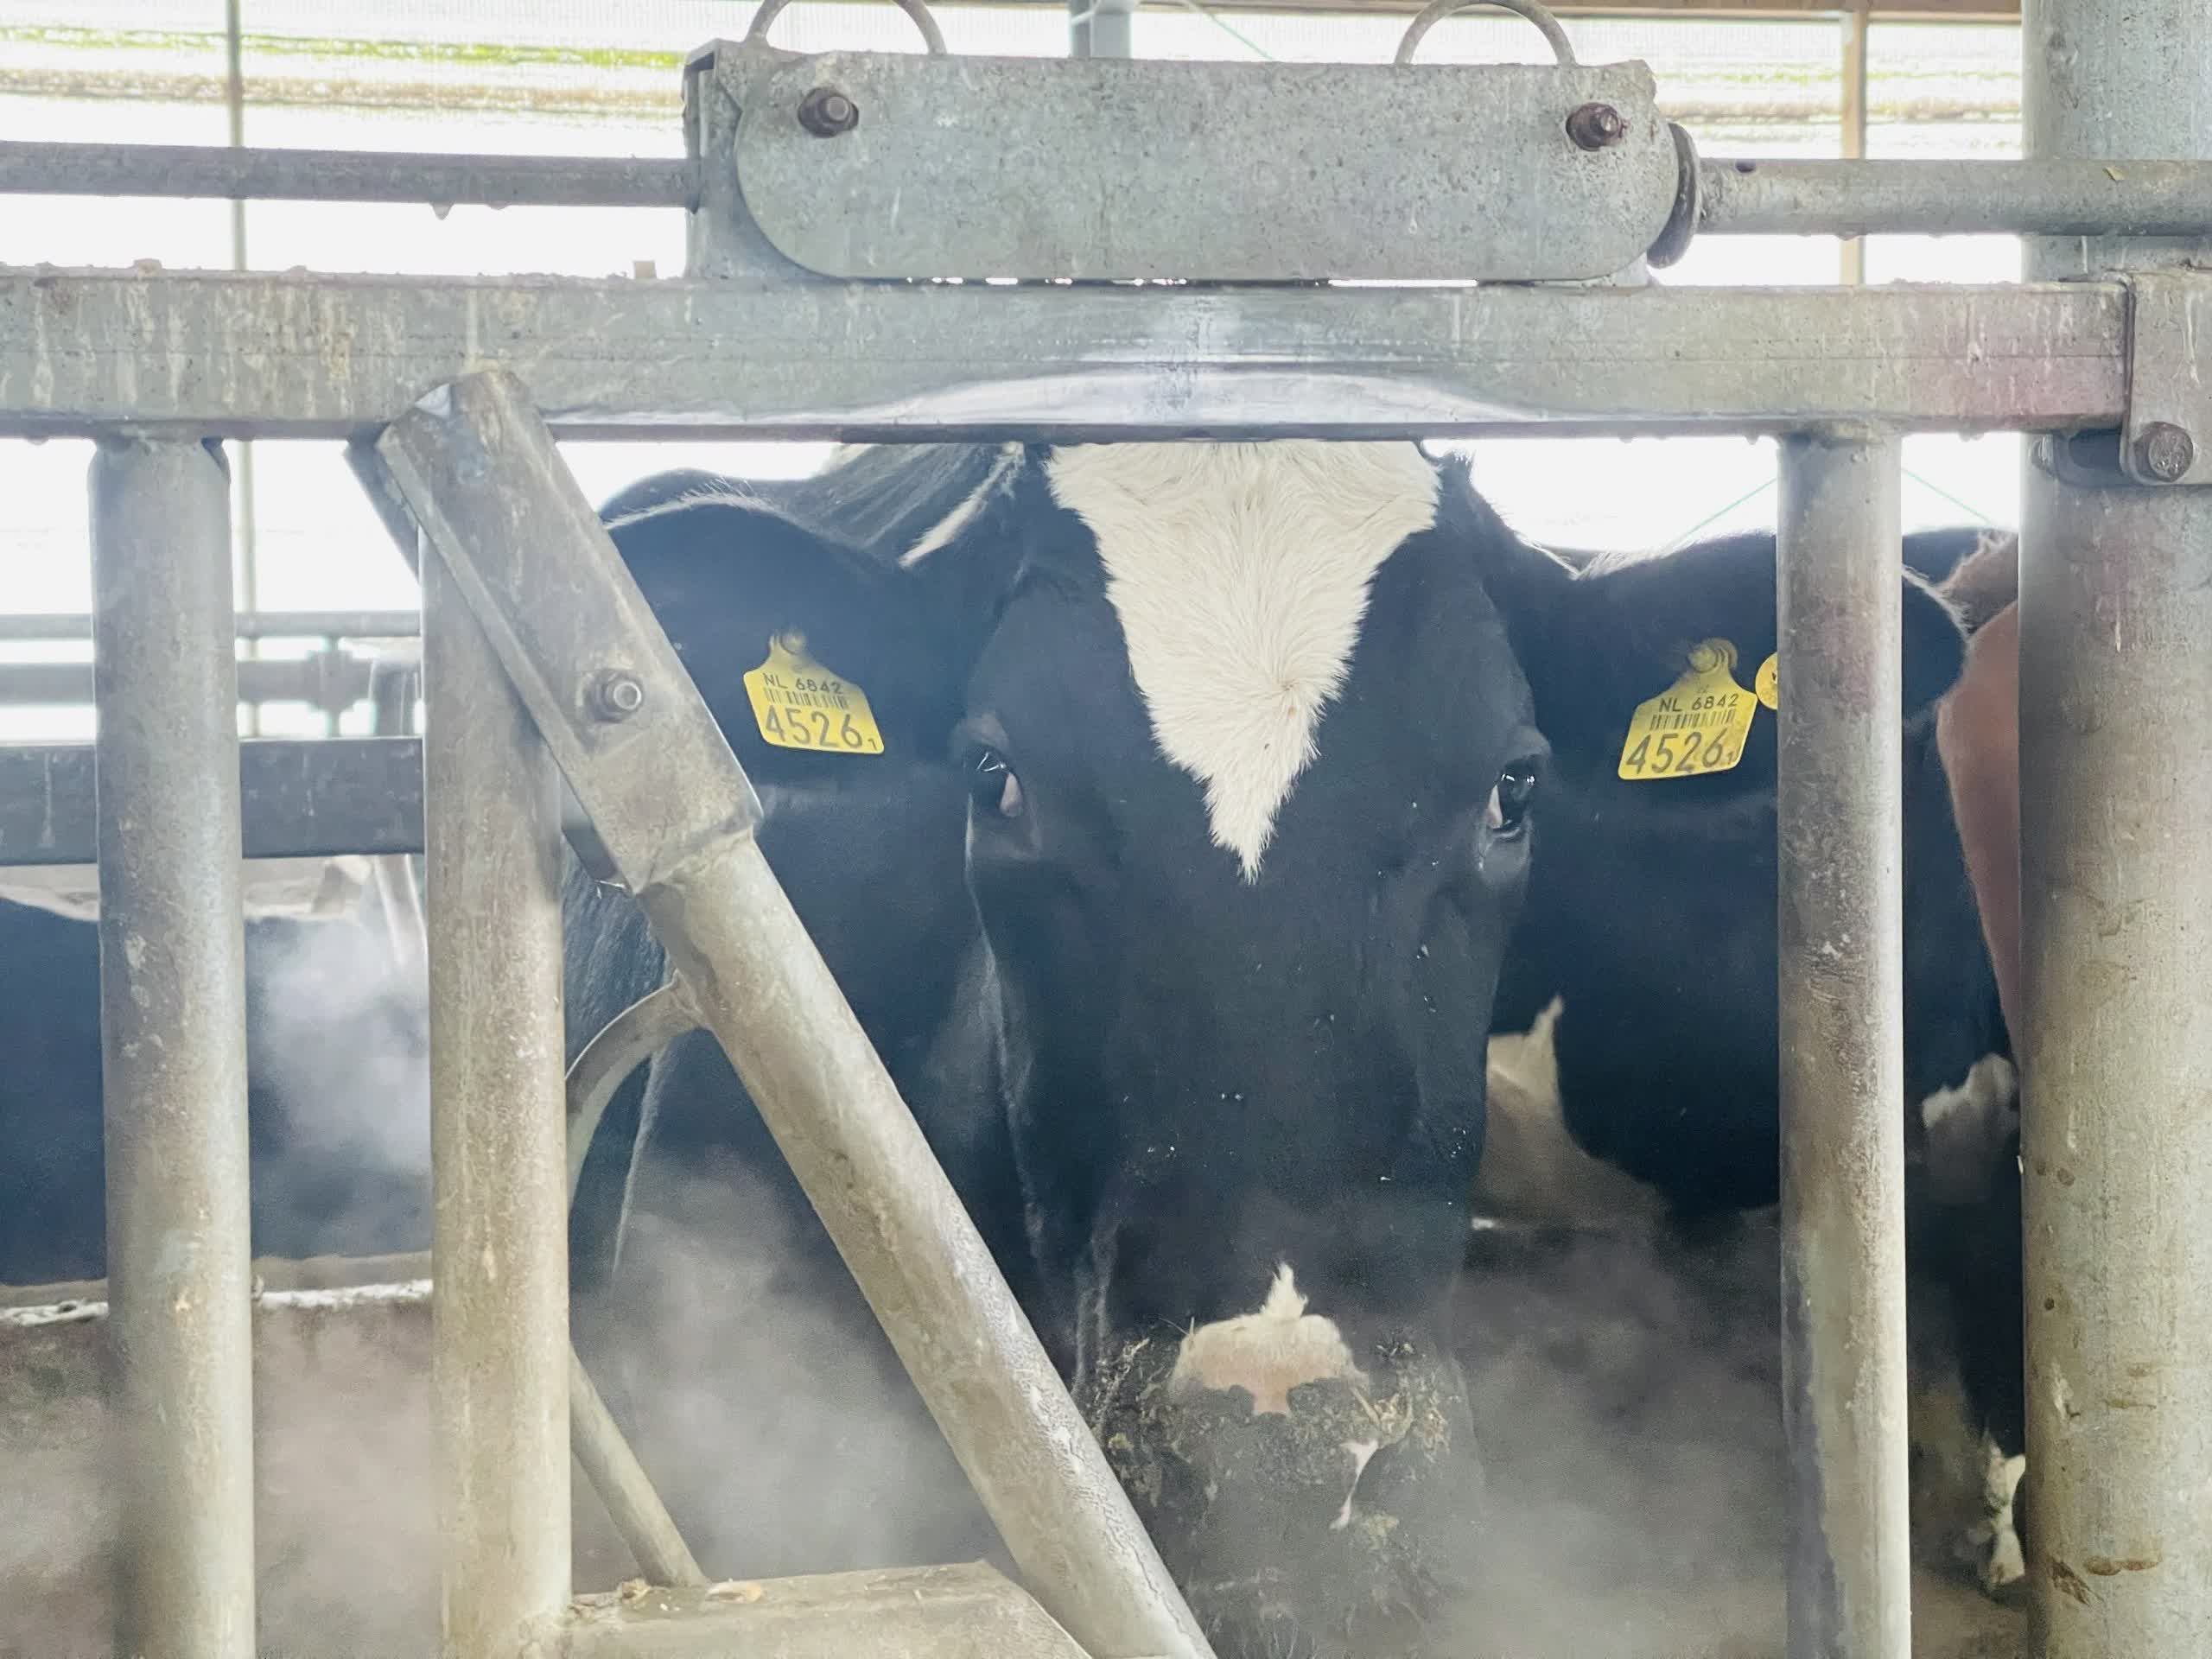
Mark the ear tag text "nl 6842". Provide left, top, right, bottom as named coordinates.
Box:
left=743, top=631, right=886, bottom=755
left=1618, top=639, right=1757, bottom=781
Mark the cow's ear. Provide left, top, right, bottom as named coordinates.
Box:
left=1481, top=523, right=1970, bottom=771
left=603, top=490, right=976, bottom=783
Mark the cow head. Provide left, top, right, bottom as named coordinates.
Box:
left=605, top=442, right=1833, bottom=1652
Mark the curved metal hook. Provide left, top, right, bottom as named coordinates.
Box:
left=1395, top=0, right=1577, bottom=67
left=566, top=979, right=703, bottom=1205
left=746, top=0, right=950, bottom=55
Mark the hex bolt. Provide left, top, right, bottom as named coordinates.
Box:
left=1566, top=103, right=1627, bottom=151
left=2133, top=422, right=2196, bottom=484
left=798, top=86, right=861, bottom=138
left=586, top=669, right=646, bottom=723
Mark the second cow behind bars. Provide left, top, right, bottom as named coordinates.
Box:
left=562, top=441, right=1978, bottom=1658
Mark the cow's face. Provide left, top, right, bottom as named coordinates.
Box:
left=605, top=442, right=1554, bottom=1653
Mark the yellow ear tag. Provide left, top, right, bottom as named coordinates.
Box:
left=1617, top=639, right=1757, bottom=782
left=742, top=631, right=886, bottom=756
left=1754, top=652, right=1779, bottom=711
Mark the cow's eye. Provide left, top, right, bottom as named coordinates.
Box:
left=1484, top=761, right=1539, bottom=837
left=969, top=747, right=1025, bottom=820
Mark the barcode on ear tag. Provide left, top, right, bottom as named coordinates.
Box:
left=1618, top=639, right=1757, bottom=781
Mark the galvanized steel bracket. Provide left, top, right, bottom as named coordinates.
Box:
left=696, top=39, right=1678, bottom=283
left=2119, top=270, right=2212, bottom=486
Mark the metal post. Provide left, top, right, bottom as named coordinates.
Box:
left=89, top=437, right=256, bottom=1659
left=2021, top=3, right=2212, bottom=1653
left=1071, top=0, right=1135, bottom=59
left=1777, top=429, right=1909, bottom=1659
left=1838, top=2, right=1869, bottom=285
left=422, top=546, right=571, bottom=1657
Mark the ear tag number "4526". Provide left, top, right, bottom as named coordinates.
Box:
left=1618, top=639, right=1757, bottom=782
left=743, top=631, right=886, bottom=755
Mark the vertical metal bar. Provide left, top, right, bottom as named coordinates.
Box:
left=1071, top=0, right=1135, bottom=59
left=225, top=0, right=261, bottom=739
left=2022, top=3, right=2212, bottom=1652
left=90, top=436, right=256, bottom=1659
left=423, top=546, right=570, bottom=1656
left=1838, top=2, right=1869, bottom=285
left=1777, top=428, right=1909, bottom=1659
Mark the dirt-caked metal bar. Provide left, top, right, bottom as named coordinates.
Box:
left=421, top=547, right=572, bottom=1657
left=1776, top=430, right=1910, bottom=1659
left=0, top=140, right=697, bottom=211
left=376, top=368, right=1216, bottom=1659
left=89, top=437, right=257, bottom=1659
left=0, top=267, right=2130, bottom=441
left=2020, top=0, right=2212, bottom=1653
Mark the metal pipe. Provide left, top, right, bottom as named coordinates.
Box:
left=1071, top=0, right=1138, bottom=58
left=0, top=654, right=375, bottom=709
left=377, top=368, right=1214, bottom=1659
left=422, top=546, right=570, bottom=1656
left=1836, top=5, right=1869, bottom=284
left=569, top=1349, right=709, bottom=1589
left=1776, top=428, right=1910, bottom=1659
left=0, top=140, right=697, bottom=210
left=368, top=652, right=427, bottom=972
left=0, top=608, right=418, bottom=640
left=1700, top=157, right=2212, bottom=239
left=2020, top=3, right=2212, bottom=1654
left=89, top=436, right=257, bottom=1659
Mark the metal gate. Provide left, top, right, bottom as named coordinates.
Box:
left=1, top=0, right=2207, bottom=1654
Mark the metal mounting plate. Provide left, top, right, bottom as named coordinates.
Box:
left=721, top=43, right=1675, bottom=283
left=2121, top=270, right=2212, bottom=486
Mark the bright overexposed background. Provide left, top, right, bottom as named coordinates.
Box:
left=0, top=1, right=2027, bottom=740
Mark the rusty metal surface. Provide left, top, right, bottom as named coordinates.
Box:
left=1776, top=430, right=1911, bottom=1659
left=721, top=44, right=1674, bottom=282
left=422, top=550, right=572, bottom=1659
left=378, top=369, right=1214, bottom=1659
left=0, top=267, right=2133, bottom=441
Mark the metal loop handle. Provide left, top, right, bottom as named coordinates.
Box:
left=746, top=0, right=950, bottom=55
left=1395, top=0, right=1577, bottom=66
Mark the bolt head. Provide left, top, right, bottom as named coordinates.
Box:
left=1566, top=103, right=1626, bottom=150
left=2134, top=422, right=2196, bottom=484
left=588, top=669, right=646, bottom=722
left=798, top=86, right=860, bottom=137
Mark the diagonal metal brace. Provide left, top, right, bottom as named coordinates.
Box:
left=376, top=369, right=1213, bottom=1659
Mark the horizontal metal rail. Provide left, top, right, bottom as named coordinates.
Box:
left=0, top=267, right=2127, bottom=439
left=26, top=149, right=2205, bottom=244
left=0, top=141, right=697, bottom=212
left=0, top=654, right=375, bottom=710
left=0, top=738, right=423, bottom=866
left=0, top=609, right=419, bottom=642
left=1700, top=157, right=2212, bottom=238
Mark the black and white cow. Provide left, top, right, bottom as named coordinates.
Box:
left=0, top=893, right=429, bottom=1286
left=1472, top=525, right=2029, bottom=1592
left=563, top=441, right=1979, bottom=1655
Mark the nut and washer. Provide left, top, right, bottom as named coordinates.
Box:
left=586, top=669, right=646, bottom=723
left=1565, top=102, right=1626, bottom=150
left=2133, top=422, right=2196, bottom=484
left=798, top=86, right=861, bottom=137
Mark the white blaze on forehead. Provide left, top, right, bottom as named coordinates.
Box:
left=1044, top=442, right=1442, bottom=880
left=1169, top=1263, right=1367, bottom=1415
